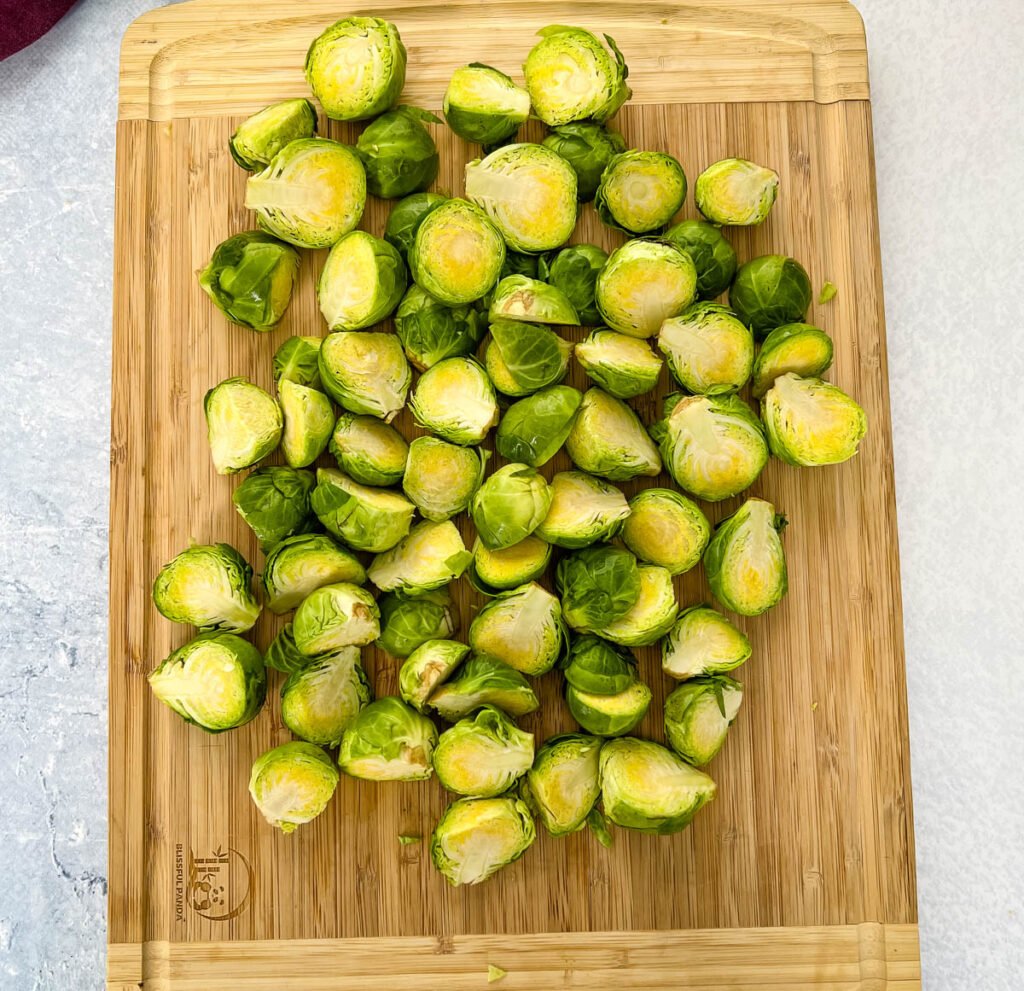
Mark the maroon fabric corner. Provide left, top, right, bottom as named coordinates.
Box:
left=1, top=0, right=79, bottom=61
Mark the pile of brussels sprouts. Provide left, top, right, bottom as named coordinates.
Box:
left=155, top=17, right=869, bottom=886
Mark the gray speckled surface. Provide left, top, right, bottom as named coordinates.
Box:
left=0, top=0, right=1021, bottom=987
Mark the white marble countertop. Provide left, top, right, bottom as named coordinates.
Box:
left=1, top=0, right=1021, bottom=986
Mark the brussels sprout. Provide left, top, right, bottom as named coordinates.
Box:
left=483, top=321, right=572, bottom=397
left=443, top=63, right=531, bottom=146
left=264, top=622, right=311, bottom=675
left=565, top=387, right=661, bottom=481
left=376, top=587, right=457, bottom=657
left=148, top=631, right=265, bottom=731
left=465, top=143, right=577, bottom=253
left=595, top=150, right=687, bottom=234
left=729, top=255, right=812, bottom=336
left=153, top=543, right=260, bottom=632
left=488, top=275, right=580, bottom=325
left=661, top=605, right=752, bottom=680
left=245, top=138, right=366, bottom=249
left=535, top=471, right=629, bottom=548
left=204, top=377, right=282, bottom=475
left=262, top=533, right=366, bottom=614
left=495, top=385, right=582, bottom=468
left=524, top=734, right=602, bottom=835
left=368, top=520, right=472, bottom=594
left=384, top=192, right=448, bottom=259
left=595, top=239, right=697, bottom=338
left=310, top=467, right=415, bottom=552
left=355, top=106, right=440, bottom=199
left=229, top=99, right=317, bottom=171
left=751, top=323, right=834, bottom=398
left=574, top=330, right=662, bottom=399
left=469, top=582, right=565, bottom=676
left=338, top=696, right=438, bottom=781
left=410, top=198, right=506, bottom=305
left=318, top=331, right=411, bottom=422
left=402, top=437, right=486, bottom=521
left=541, top=122, right=626, bottom=201
left=658, top=303, right=754, bottom=395
left=431, top=795, right=536, bottom=885
left=410, top=357, right=499, bottom=445
left=249, top=742, right=339, bottom=832
left=274, top=335, right=322, bottom=388
left=599, top=565, right=678, bottom=646
left=232, top=466, right=314, bottom=553
left=664, top=676, right=743, bottom=766
left=762, top=373, right=868, bottom=466
left=500, top=251, right=541, bottom=280
left=695, top=158, right=779, bottom=226
left=659, top=394, right=768, bottom=502
left=328, top=413, right=408, bottom=487
left=621, top=488, right=710, bottom=576
left=292, top=582, right=380, bottom=655
left=199, top=231, right=299, bottom=332
left=538, top=244, right=607, bottom=325
left=278, top=380, right=334, bottom=469
left=394, top=285, right=487, bottom=371
left=470, top=536, right=551, bottom=592
left=470, top=463, right=552, bottom=550
left=556, top=544, right=640, bottom=633
left=318, top=231, right=406, bottom=331
left=428, top=655, right=540, bottom=721
left=399, top=639, right=470, bottom=712
left=662, top=219, right=738, bottom=300
left=304, top=16, right=406, bottom=121
left=561, top=635, right=636, bottom=695
left=434, top=706, right=535, bottom=797
left=567, top=679, right=651, bottom=737
left=523, top=26, right=630, bottom=126
left=281, top=646, right=371, bottom=747
left=599, top=737, right=716, bottom=833
left=704, top=498, right=788, bottom=616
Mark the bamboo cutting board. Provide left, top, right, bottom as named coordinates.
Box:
left=108, top=2, right=919, bottom=988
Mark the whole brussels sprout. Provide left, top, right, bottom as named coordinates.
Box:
left=556, top=544, right=640, bottom=633
left=310, top=467, right=414, bottom=552
left=542, top=122, right=626, bottom=201
left=428, top=655, right=540, bottom=721
left=229, top=98, right=318, bottom=171
left=249, top=742, right=338, bottom=832
left=567, top=679, right=651, bottom=737
left=535, top=471, right=630, bottom=548
left=368, top=520, right=472, bottom=594
left=662, top=219, right=738, bottom=300
left=523, top=733, right=602, bottom=835
left=293, top=582, right=380, bottom=655
left=729, top=255, right=812, bottom=336
left=574, top=329, right=662, bottom=399
left=399, top=639, right=470, bottom=712
left=434, top=706, right=535, bottom=797
left=565, top=387, right=661, bottom=481
left=664, top=676, right=743, bottom=766
left=596, top=150, right=687, bottom=234
left=661, top=605, right=752, bottom=680
left=468, top=582, right=565, bottom=676
left=658, top=302, right=755, bottom=395
left=751, top=323, right=834, bottom=398
left=355, top=106, right=440, bottom=199
left=500, top=251, right=541, bottom=280
left=338, top=696, right=438, bottom=781
left=153, top=543, right=260, bottom=632
left=402, top=436, right=487, bottom=522
left=394, top=285, right=486, bottom=371
left=470, top=536, right=551, bottom=592
left=279, top=380, right=334, bottom=469
left=264, top=623, right=310, bottom=675
left=281, top=646, right=371, bottom=747
left=273, top=335, right=322, bottom=388
left=443, top=63, right=531, bottom=146
left=695, top=158, right=779, bottom=226
left=483, top=321, right=572, bottom=396
left=495, top=385, right=582, bottom=467
left=622, top=488, right=710, bottom=576
left=539, top=244, right=607, bottom=324
left=262, top=533, right=366, bottom=614
left=470, top=463, right=552, bottom=550
left=599, top=565, right=678, bottom=647
left=384, top=192, right=448, bottom=259
left=561, top=635, right=637, bottom=695
left=376, top=587, right=457, bottom=657
left=318, top=331, right=411, bottom=422
left=431, top=795, right=536, bottom=885
left=204, top=377, right=282, bottom=475
left=329, top=413, right=408, bottom=487
left=410, top=357, right=499, bottom=445
left=488, top=275, right=580, bottom=325
left=318, top=231, right=406, bottom=331
left=232, top=466, right=315, bottom=552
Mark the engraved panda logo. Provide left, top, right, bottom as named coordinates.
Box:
left=186, top=846, right=254, bottom=921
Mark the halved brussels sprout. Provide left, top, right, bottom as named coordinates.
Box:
left=661, top=605, right=752, bottom=680
left=539, top=244, right=607, bottom=325
left=468, top=582, right=565, bottom=676
left=431, top=795, right=536, bottom=885
left=279, top=380, right=334, bottom=469
left=729, top=255, right=812, bottom=336
left=704, top=497, right=788, bottom=616
left=567, top=679, right=651, bottom=737
left=262, top=533, right=365, bottom=614
left=399, top=639, right=470, bottom=712
left=523, top=26, right=630, bottom=126
left=574, top=330, right=663, bottom=399
left=658, top=302, right=754, bottom=395
left=535, top=471, right=630, bottom=548
left=264, top=623, right=310, bottom=675
left=410, top=198, right=506, bottom=305
left=281, top=646, right=371, bottom=747
left=470, top=463, right=552, bottom=550
left=762, top=373, right=867, bottom=466
left=410, top=357, right=499, bottom=445
left=659, top=394, right=768, bottom=502
left=662, top=219, right=738, bottom=300
left=376, top=587, right=457, bottom=657
left=556, top=544, right=640, bottom=633
left=524, top=733, right=602, bottom=835
left=394, top=285, right=486, bottom=371
left=329, top=413, right=408, bottom=487
left=470, top=536, right=551, bottom=592
left=664, top=676, right=743, bottom=766
left=561, top=635, right=636, bottom=695
left=428, top=655, right=540, bottom=721
left=565, top=387, right=661, bottom=481
left=153, top=543, right=260, bottom=632
left=148, top=631, right=265, bottom=731
left=443, top=63, right=531, bottom=146
left=356, top=106, right=440, bottom=199
left=311, top=467, right=414, bottom=552
left=600, top=565, right=678, bottom=646
left=318, top=331, right=411, bottom=422
left=318, top=231, right=406, bottom=331
left=541, top=122, right=626, bottom=201
left=496, top=385, right=582, bottom=467
left=483, top=321, right=572, bottom=396
left=338, top=696, right=438, bottom=781
left=488, top=275, right=580, bottom=325
left=434, top=706, right=535, bottom=797
left=199, top=231, right=299, bottom=332
left=751, top=323, right=834, bottom=398
left=292, top=582, right=380, bottom=655
left=465, top=143, right=577, bottom=253
left=599, top=737, right=716, bottom=833
left=595, top=239, right=697, bottom=338
left=229, top=99, right=318, bottom=171
left=695, top=158, right=779, bottom=226
left=368, top=520, right=472, bottom=594
left=249, top=742, right=338, bottom=832
left=232, top=466, right=314, bottom=552
left=595, top=150, right=687, bottom=234
left=384, top=192, right=448, bottom=259
left=622, top=488, right=710, bottom=576
left=402, top=437, right=486, bottom=522
left=274, top=335, right=322, bottom=388
left=304, top=16, right=406, bottom=121
left=204, top=377, right=282, bottom=475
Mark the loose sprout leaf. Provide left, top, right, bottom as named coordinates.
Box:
left=487, top=965, right=508, bottom=983
left=396, top=104, right=443, bottom=124
left=398, top=834, right=422, bottom=845
left=818, top=280, right=838, bottom=303
left=586, top=807, right=614, bottom=848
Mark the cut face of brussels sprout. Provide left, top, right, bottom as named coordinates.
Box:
left=274, top=335, right=322, bottom=388
left=153, top=543, right=260, bottom=632
left=470, top=463, right=552, bottom=550
left=262, top=533, right=366, bottom=614
left=148, top=632, right=266, bottom=732
left=399, top=639, right=470, bottom=712
left=468, top=582, right=565, bottom=676
left=311, top=468, right=415, bottom=552
left=525, top=734, right=602, bottom=835
left=535, top=471, right=630, bottom=548
left=562, top=635, right=637, bottom=695
left=567, top=680, right=651, bottom=737
left=402, top=437, right=486, bottom=522
left=245, top=138, right=366, bottom=249
left=434, top=706, right=535, bottom=797
left=329, top=413, right=408, bottom=487
left=428, top=655, right=540, bottom=721
left=663, top=219, right=738, bottom=300
left=565, top=387, right=661, bottom=481
left=204, top=377, right=282, bottom=475
left=281, top=646, right=371, bottom=747
left=662, top=605, right=752, bottom=679
left=279, top=380, right=334, bottom=468
left=488, top=275, right=580, bottom=325
left=539, top=244, right=608, bottom=325
left=443, top=63, right=531, bottom=146
left=376, top=587, right=457, bottom=658
left=410, top=357, right=499, bottom=445
left=318, top=331, right=411, bottom=422
left=471, top=537, right=551, bottom=592
left=762, top=373, right=867, bottom=466
left=232, top=466, right=315, bottom=554
left=264, top=623, right=310, bottom=674
left=318, top=231, right=406, bottom=331
left=574, top=330, right=662, bottom=399
left=431, top=796, right=536, bottom=885
left=599, top=737, right=716, bottom=834
left=523, top=26, right=630, bottom=126
left=599, top=565, right=678, bottom=646
left=659, top=394, right=768, bottom=502
left=659, top=303, right=755, bottom=395
left=541, top=122, right=626, bottom=201
left=484, top=321, right=572, bottom=396
left=556, top=544, right=640, bottom=633
left=595, top=151, right=687, bottom=234
left=394, top=285, right=486, bottom=371
left=199, top=231, right=299, bottom=332
left=751, top=323, right=834, bottom=398
left=664, top=676, right=743, bottom=766
left=384, top=192, right=448, bottom=259
left=338, top=696, right=438, bottom=781
left=356, top=106, right=440, bottom=199
left=292, top=582, right=380, bottom=655
left=496, top=385, right=582, bottom=468
left=729, top=255, right=812, bottom=336
left=249, top=742, right=339, bottom=832
left=304, top=16, right=407, bottom=121
left=229, top=99, right=318, bottom=171
left=595, top=239, right=697, bottom=338
left=695, top=158, right=779, bottom=226
left=622, top=488, right=710, bottom=576
left=368, top=520, right=472, bottom=594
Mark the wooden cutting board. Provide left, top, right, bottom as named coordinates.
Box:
left=108, top=1, right=919, bottom=988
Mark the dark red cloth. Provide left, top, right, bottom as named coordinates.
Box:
left=1, top=0, right=78, bottom=61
